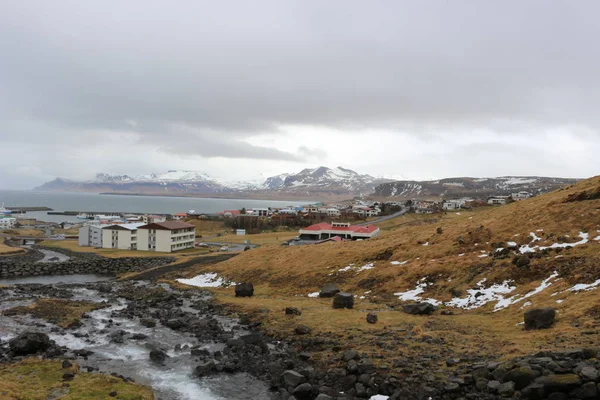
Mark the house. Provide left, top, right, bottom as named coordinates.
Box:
left=277, top=208, right=298, bottom=215
left=442, top=198, right=472, bottom=210
left=511, top=191, right=532, bottom=201
left=0, top=216, right=17, bottom=229
left=247, top=208, right=270, bottom=217
left=143, top=215, right=167, bottom=224
left=488, top=196, right=510, bottom=205
left=236, top=229, right=246, bottom=236
left=298, top=222, right=380, bottom=241
left=172, top=212, right=188, bottom=220
left=137, top=221, right=196, bottom=252
left=79, top=224, right=111, bottom=247
left=218, top=210, right=241, bottom=218
left=414, top=200, right=438, bottom=214
left=324, top=208, right=341, bottom=217
left=101, top=223, right=145, bottom=250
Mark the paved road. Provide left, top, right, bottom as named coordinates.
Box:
left=356, top=207, right=408, bottom=226
left=202, top=242, right=257, bottom=252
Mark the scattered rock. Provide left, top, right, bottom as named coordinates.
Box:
left=282, top=370, right=306, bottom=387
left=319, top=283, right=340, bottom=298
left=235, top=282, right=254, bottom=297
left=8, top=331, right=52, bottom=355
left=295, top=325, right=312, bottom=335
left=402, top=302, right=437, bottom=315
left=140, top=318, right=156, bottom=328
left=109, top=391, right=118, bottom=397
left=366, top=313, right=378, bottom=324
left=285, top=307, right=302, bottom=316
left=524, top=308, right=556, bottom=330
left=149, top=349, right=168, bottom=364
left=332, top=292, right=354, bottom=309
left=61, top=360, right=72, bottom=369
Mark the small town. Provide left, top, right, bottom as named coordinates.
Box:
left=3, top=2, right=598, bottom=399
left=1, top=191, right=533, bottom=254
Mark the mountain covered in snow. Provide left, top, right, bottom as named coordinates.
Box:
left=259, top=166, right=391, bottom=195
left=35, top=167, right=391, bottom=198
left=373, top=176, right=579, bottom=199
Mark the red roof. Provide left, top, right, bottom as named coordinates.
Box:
left=174, top=213, right=188, bottom=217
left=218, top=210, right=241, bottom=215
left=301, top=223, right=379, bottom=234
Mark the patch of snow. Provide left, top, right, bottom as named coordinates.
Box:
left=176, top=273, right=233, bottom=288
left=520, top=301, right=532, bottom=309
left=530, top=232, right=542, bottom=242
left=495, top=248, right=505, bottom=252
left=390, top=260, right=409, bottom=265
left=308, top=292, right=319, bottom=298
left=458, top=253, right=465, bottom=257
left=567, top=279, right=600, bottom=292
left=494, top=272, right=560, bottom=311
left=456, top=212, right=461, bottom=215
left=502, top=177, right=538, bottom=185
left=357, top=263, right=375, bottom=272
left=393, top=279, right=441, bottom=306
left=507, top=241, right=518, bottom=247
left=478, top=254, right=489, bottom=258
left=338, top=264, right=355, bottom=272
left=422, top=242, right=429, bottom=246
left=536, top=229, right=544, bottom=232
left=556, top=300, right=564, bottom=304
left=369, top=396, right=390, bottom=400
left=519, top=232, right=589, bottom=254
left=446, top=279, right=516, bottom=310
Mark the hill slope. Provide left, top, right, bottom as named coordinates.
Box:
left=373, top=176, right=578, bottom=199
left=175, top=176, right=600, bottom=366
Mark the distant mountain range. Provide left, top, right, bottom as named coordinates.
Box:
left=35, top=170, right=579, bottom=200
left=373, top=177, right=579, bottom=199
left=35, top=167, right=392, bottom=199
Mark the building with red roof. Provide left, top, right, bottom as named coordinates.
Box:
left=298, top=222, right=380, bottom=241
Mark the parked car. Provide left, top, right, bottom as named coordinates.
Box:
left=219, top=246, right=229, bottom=251
left=196, top=242, right=209, bottom=247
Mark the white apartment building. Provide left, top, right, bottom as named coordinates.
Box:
left=137, top=221, right=196, bottom=253
left=0, top=217, right=17, bottom=229
left=78, top=224, right=110, bottom=247
left=101, top=223, right=145, bottom=250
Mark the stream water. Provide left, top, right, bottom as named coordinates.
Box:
left=0, top=280, right=271, bottom=400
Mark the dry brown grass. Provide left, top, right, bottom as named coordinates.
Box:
left=0, top=359, right=154, bottom=399
left=0, top=242, right=25, bottom=255
left=39, top=239, right=211, bottom=260
left=3, top=299, right=106, bottom=328
left=173, top=176, right=600, bottom=367
left=1, top=228, right=45, bottom=237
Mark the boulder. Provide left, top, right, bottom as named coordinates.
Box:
left=402, top=302, right=437, bottom=315
left=195, top=361, right=216, bottom=377
left=9, top=331, right=52, bottom=355
left=282, top=370, right=306, bottom=388
left=504, top=366, right=540, bottom=390
left=366, top=313, right=378, bottom=324
left=295, top=325, right=312, bottom=335
left=332, top=292, right=354, bottom=309
left=235, top=283, right=254, bottom=297
left=285, top=307, right=302, bottom=316
left=292, top=383, right=313, bottom=400
left=524, top=308, right=556, bottom=330
left=149, top=349, right=168, bottom=364
left=542, top=374, right=582, bottom=393
left=319, top=283, right=340, bottom=298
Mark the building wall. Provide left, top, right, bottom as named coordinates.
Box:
left=78, top=226, right=90, bottom=246
left=137, top=228, right=150, bottom=251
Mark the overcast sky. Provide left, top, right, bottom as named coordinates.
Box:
left=1, top=0, right=599, bottom=189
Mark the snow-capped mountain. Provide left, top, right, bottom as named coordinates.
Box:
left=35, top=167, right=392, bottom=198
left=373, top=176, right=579, bottom=198
left=261, top=167, right=391, bottom=195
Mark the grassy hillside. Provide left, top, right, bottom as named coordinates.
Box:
left=174, top=176, right=600, bottom=366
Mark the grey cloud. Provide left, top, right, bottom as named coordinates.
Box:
left=1, top=1, right=600, bottom=187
